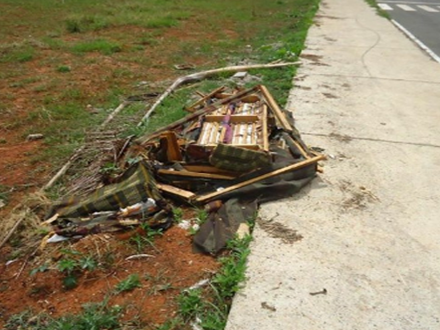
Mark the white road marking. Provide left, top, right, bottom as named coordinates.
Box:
left=381, top=1, right=440, bottom=5
left=418, top=5, right=439, bottom=11
left=397, top=4, right=416, bottom=11
left=378, top=3, right=393, bottom=10
left=391, top=19, right=440, bottom=64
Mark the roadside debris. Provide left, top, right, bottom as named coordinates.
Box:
left=26, top=133, right=44, bottom=141
left=43, top=84, right=324, bottom=254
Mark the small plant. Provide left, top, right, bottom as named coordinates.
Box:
left=115, top=274, right=141, bottom=293
left=4, top=301, right=122, bottom=330
left=195, top=208, right=208, bottom=225
left=56, top=250, right=98, bottom=289
left=79, top=255, right=98, bottom=271
left=130, top=224, right=163, bottom=253
left=30, top=263, right=49, bottom=276
left=57, top=65, right=71, bottom=73
left=172, top=207, right=183, bottom=223
left=177, top=288, right=203, bottom=321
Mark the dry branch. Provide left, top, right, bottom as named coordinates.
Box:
left=137, top=61, right=300, bottom=126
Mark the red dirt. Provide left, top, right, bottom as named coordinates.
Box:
left=0, top=226, right=219, bottom=326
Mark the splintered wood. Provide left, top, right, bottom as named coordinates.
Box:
left=133, top=84, right=324, bottom=204
left=196, top=96, right=268, bottom=150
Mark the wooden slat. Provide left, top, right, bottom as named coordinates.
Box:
left=183, top=165, right=240, bottom=176
left=157, top=183, right=195, bottom=199
left=259, top=85, right=293, bottom=132
left=262, top=104, right=269, bottom=151
left=194, top=155, right=325, bottom=203
left=204, top=115, right=259, bottom=123
left=158, top=169, right=235, bottom=180
left=160, top=131, right=183, bottom=161
left=185, top=86, right=226, bottom=112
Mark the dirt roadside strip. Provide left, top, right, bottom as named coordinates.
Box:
left=226, top=0, right=440, bottom=329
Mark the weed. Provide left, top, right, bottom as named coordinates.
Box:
left=57, top=257, right=78, bottom=273
left=213, top=235, right=252, bottom=299
left=130, top=224, right=163, bottom=253
left=115, top=274, right=141, bottom=293
left=30, top=263, right=49, bottom=276
left=172, top=207, right=184, bottom=223
left=57, top=65, right=71, bottom=73
left=56, top=250, right=99, bottom=289
left=1, top=46, right=35, bottom=63
left=178, top=288, right=203, bottom=321
left=195, top=208, right=208, bottom=225
left=79, top=255, right=98, bottom=271
left=4, top=301, right=122, bottom=330
left=71, top=39, right=122, bottom=55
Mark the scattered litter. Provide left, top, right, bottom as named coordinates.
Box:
left=47, top=234, right=69, bottom=243
left=125, top=254, right=155, bottom=260
left=5, top=259, right=17, bottom=266
left=232, top=71, right=248, bottom=79
left=174, top=64, right=195, bottom=70
left=177, top=220, right=192, bottom=230
left=261, top=301, right=277, bottom=312
left=309, top=288, right=327, bottom=296
left=26, top=134, right=44, bottom=141
left=188, top=278, right=210, bottom=290
left=190, top=317, right=203, bottom=330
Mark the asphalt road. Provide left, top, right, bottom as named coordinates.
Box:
left=378, top=0, right=440, bottom=59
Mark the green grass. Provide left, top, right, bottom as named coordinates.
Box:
left=71, top=39, right=122, bottom=55
left=169, top=235, right=252, bottom=329
left=0, top=45, right=35, bottom=63
left=4, top=302, right=122, bottom=330
left=114, top=274, right=141, bottom=293
left=57, top=65, right=71, bottom=73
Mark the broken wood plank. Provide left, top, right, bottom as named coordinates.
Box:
left=194, top=154, right=325, bottom=203
left=259, top=85, right=293, bottom=132
left=160, top=131, right=183, bottom=161
left=158, top=169, right=236, bottom=180
left=157, top=183, right=195, bottom=200
left=204, top=115, right=259, bottom=123
left=262, top=104, right=269, bottom=151
left=182, top=165, right=240, bottom=176
left=185, top=86, right=226, bottom=112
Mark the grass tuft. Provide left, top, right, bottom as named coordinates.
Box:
left=115, top=274, right=141, bottom=293
left=71, top=39, right=122, bottom=55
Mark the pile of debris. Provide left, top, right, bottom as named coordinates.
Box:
left=44, top=85, right=324, bottom=254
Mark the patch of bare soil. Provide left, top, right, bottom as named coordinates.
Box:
left=0, top=226, right=219, bottom=327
